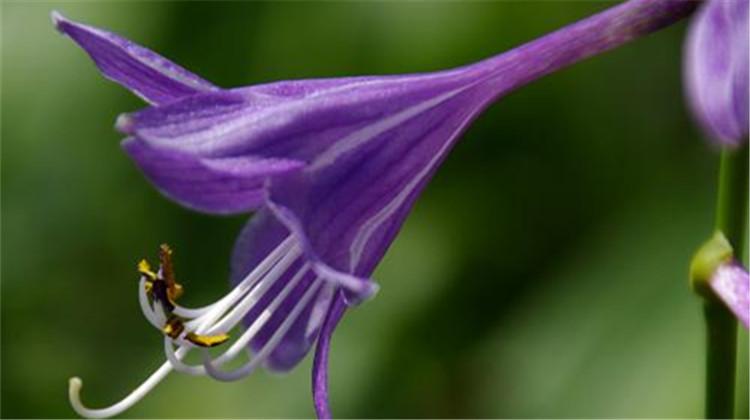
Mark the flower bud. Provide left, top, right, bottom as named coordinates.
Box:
left=684, top=0, right=749, bottom=146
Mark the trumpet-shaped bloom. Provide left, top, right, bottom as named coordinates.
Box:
left=684, top=0, right=749, bottom=146
left=54, top=1, right=697, bottom=418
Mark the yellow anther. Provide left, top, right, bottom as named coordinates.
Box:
left=186, top=332, right=231, bottom=348
left=137, top=259, right=157, bottom=280
left=162, top=316, right=185, bottom=339
left=143, top=244, right=225, bottom=348
left=161, top=315, right=230, bottom=348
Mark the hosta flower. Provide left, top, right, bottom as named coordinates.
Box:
left=54, top=2, right=697, bottom=418
left=684, top=0, right=749, bottom=146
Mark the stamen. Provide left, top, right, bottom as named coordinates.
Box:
left=163, top=264, right=309, bottom=375
left=138, top=277, right=163, bottom=329
left=158, top=244, right=183, bottom=302
left=202, top=279, right=323, bottom=382
left=160, top=314, right=230, bottom=349
left=137, top=259, right=157, bottom=281
left=198, top=256, right=302, bottom=337
left=152, top=302, right=168, bottom=327
left=183, top=243, right=301, bottom=332
left=69, top=236, right=313, bottom=418
left=313, top=263, right=379, bottom=299
left=143, top=242, right=297, bottom=343
left=185, top=332, right=230, bottom=347
left=68, top=346, right=188, bottom=419
left=206, top=270, right=311, bottom=366
left=305, top=283, right=335, bottom=336
left=171, top=236, right=296, bottom=319
left=162, top=315, right=185, bottom=339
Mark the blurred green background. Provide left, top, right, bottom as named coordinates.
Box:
left=2, top=1, right=747, bottom=418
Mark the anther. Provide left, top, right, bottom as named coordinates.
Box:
left=161, top=314, right=228, bottom=347
left=138, top=260, right=157, bottom=280
left=158, top=244, right=183, bottom=303
left=162, top=315, right=185, bottom=339
left=141, top=244, right=233, bottom=348
left=186, top=332, right=230, bottom=348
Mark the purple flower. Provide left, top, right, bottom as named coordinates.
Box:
left=54, top=2, right=697, bottom=418
left=684, top=0, right=749, bottom=146
left=710, top=262, right=750, bottom=328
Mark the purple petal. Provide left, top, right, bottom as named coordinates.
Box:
left=264, top=190, right=380, bottom=302
left=221, top=79, right=489, bottom=365
left=247, top=260, right=324, bottom=371
left=710, top=262, right=750, bottom=328
left=312, top=292, right=348, bottom=420
left=263, top=80, right=489, bottom=286
left=122, top=138, right=303, bottom=214
left=265, top=283, right=336, bottom=371
left=229, top=206, right=374, bottom=371
left=120, top=72, right=475, bottom=159
left=684, top=0, right=749, bottom=146
left=117, top=71, right=488, bottom=224
left=52, top=11, right=217, bottom=105
left=57, top=2, right=699, bottom=219
left=229, top=211, right=326, bottom=371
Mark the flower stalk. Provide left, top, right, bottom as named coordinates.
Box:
left=705, top=144, right=748, bottom=419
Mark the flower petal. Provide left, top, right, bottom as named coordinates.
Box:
left=312, top=292, right=348, bottom=420
left=263, top=282, right=336, bottom=371
left=262, top=80, right=487, bottom=290
left=710, top=262, right=749, bottom=329
left=229, top=199, right=378, bottom=371
left=684, top=0, right=749, bottom=145
left=231, top=200, right=377, bottom=371
left=230, top=210, right=340, bottom=371
left=121, top=73, right=475, bottom=158
left=122, top=137, right=303, bottom=214
left=52, top=11, right=217, bottom=105
left=264, top=193, right=379, bottom=303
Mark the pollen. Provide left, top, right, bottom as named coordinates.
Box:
left=141, top=244, right=232, bottom=348
left=137, top=259, right=157, bottom=281
left=162, top=315, right=185, bottom=339
left=186, top=332, right=231, bottom=348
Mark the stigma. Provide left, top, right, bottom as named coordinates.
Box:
left=69, top=237, right=334, bottom=418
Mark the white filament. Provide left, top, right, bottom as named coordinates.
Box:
left=205, top=258, right=307, bottom=336
left=203, top=265, right=312, bottom=366
left=138, top=277, right=163, bottom=329
left=174, top=236, right=295, bottom=319
left=69, top=346, right=188, bottom=419
left=203, top=279, right=323, bottom=381
left=165, top=263, right=311, bottom=375
left=69, top=235, right=332, bottom=418
left=185, top=243, right=301, bottom=332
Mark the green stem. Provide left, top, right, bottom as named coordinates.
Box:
left=705, top=144, right=748, bottom=419
left=715, top=146, right=748, bottom=249
left=704, top=302, right=738, bottom=419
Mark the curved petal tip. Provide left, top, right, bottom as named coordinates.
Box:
left=50, top=10, right=65, bottom=32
